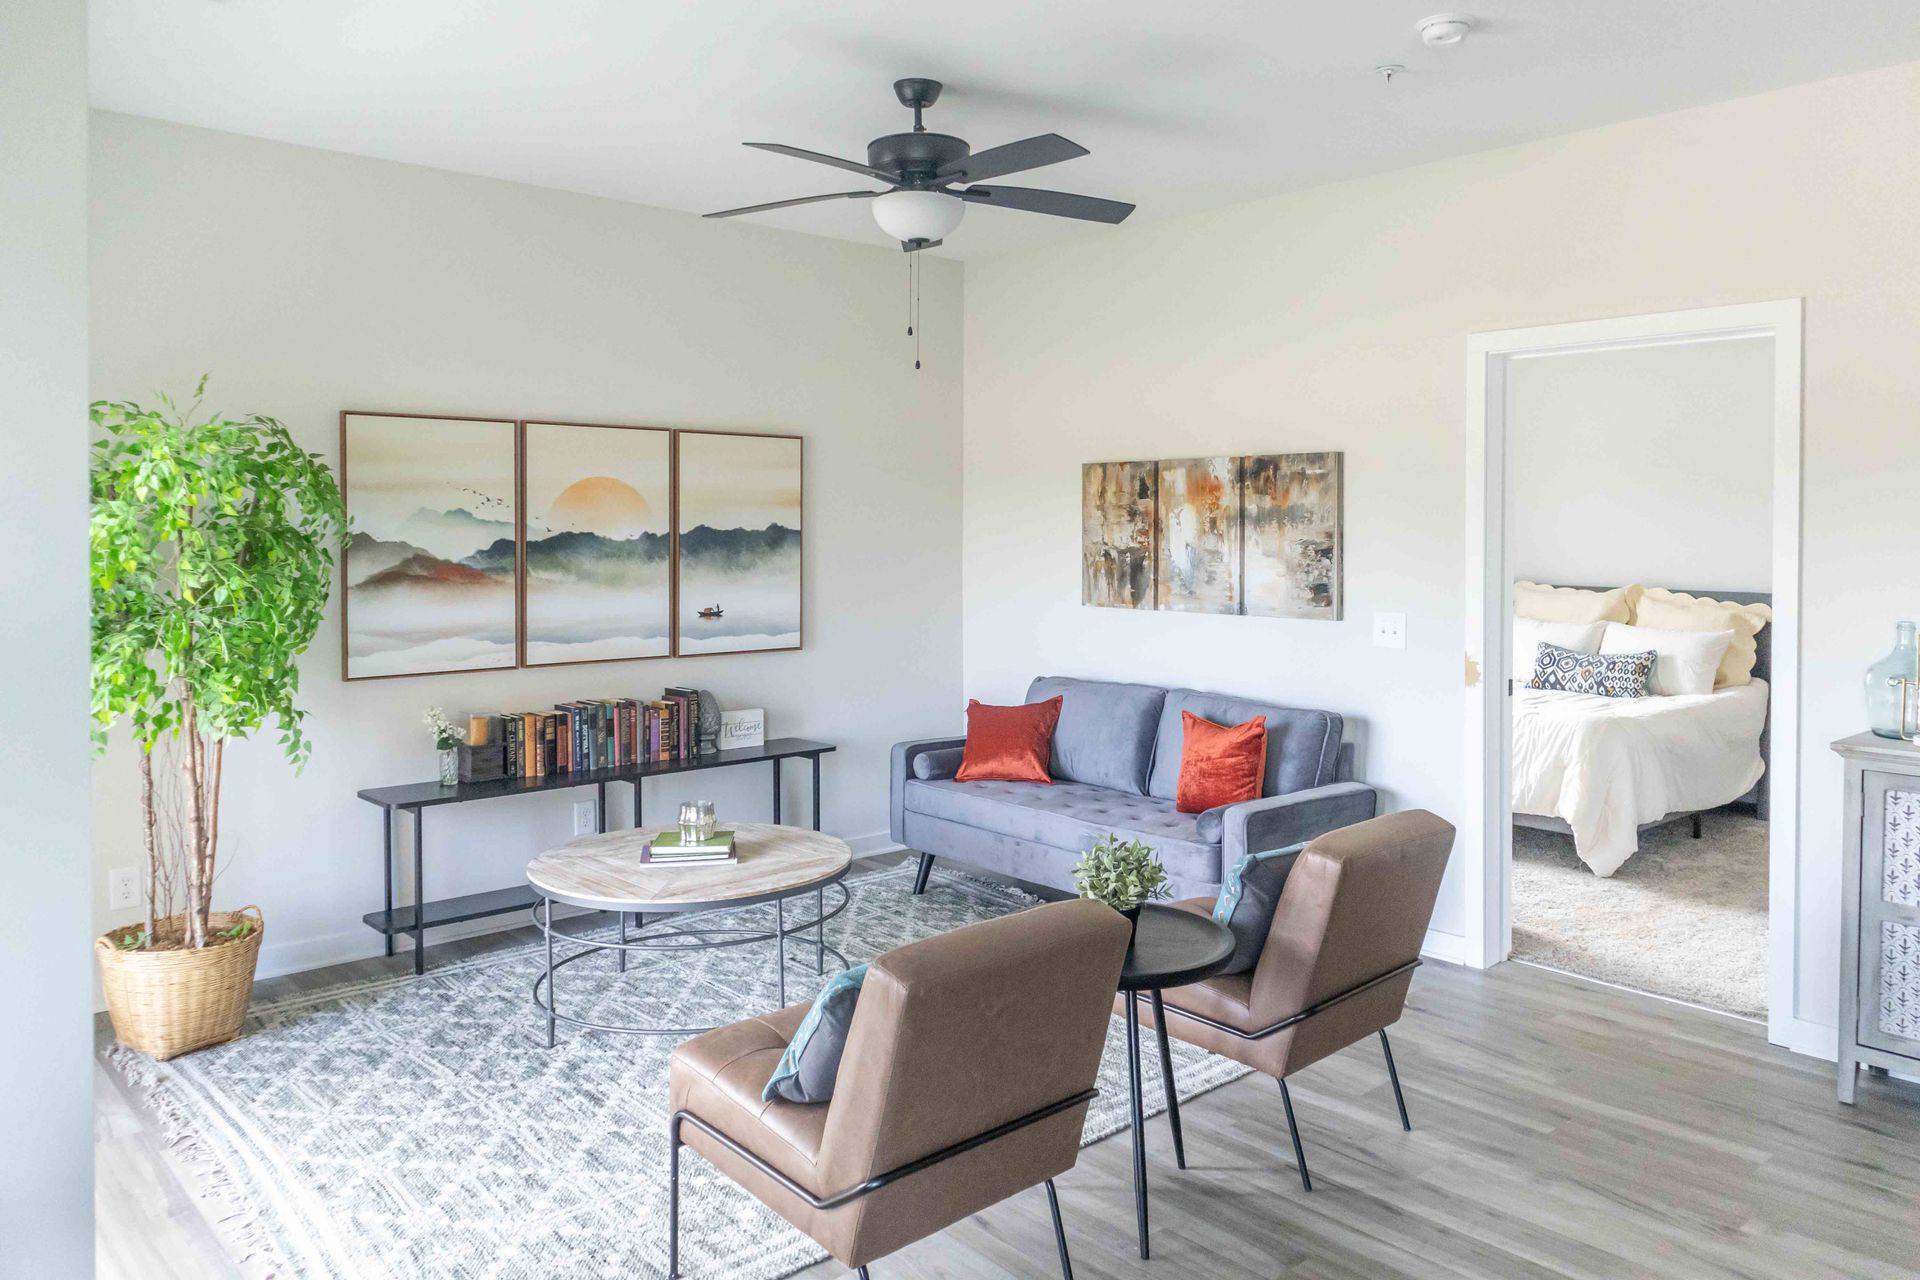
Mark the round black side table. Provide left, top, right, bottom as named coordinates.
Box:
left=1117, top=902, right=1235, bottom=1260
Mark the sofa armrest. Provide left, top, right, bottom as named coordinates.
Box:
left=889, top=737, right=967, bottom=844
left=1211, top=781, right=1379, bottom=865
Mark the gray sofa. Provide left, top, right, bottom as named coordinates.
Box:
left=890, top=676, right=1377, bottom=901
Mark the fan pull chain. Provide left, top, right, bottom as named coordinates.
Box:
left=914, top=252, right=923, bottom=371
left=906, top=256, right=914, bottom=338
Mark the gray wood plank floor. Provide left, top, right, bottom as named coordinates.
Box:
left=96, top=885, right=1920, bottom=1280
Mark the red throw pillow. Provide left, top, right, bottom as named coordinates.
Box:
left=1175, top=711, right=1267, bottom=814
left=955, top=696, right=1062, bottom=784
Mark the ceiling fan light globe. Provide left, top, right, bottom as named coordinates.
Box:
left=872, top=190, right=964, bottom=244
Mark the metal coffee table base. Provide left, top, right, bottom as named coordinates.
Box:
left=531, top=881, right=852, bottom=1044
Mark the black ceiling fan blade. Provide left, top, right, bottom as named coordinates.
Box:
left=936, top=133, right=1087, bottom=183
left=955, top=184, right=1135, bottom=224
left=704, top=190, right=880, bottom=219
left=744, top=142, right=900, bottom=183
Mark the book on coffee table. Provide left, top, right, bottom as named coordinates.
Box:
left=651, top=830, right=736, bottom=855
left=642, top=844, right=737, bottom=866
left=644, top=829, right=738, bottom=866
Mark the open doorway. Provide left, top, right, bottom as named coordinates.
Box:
left=1462, top=301, right=1808, bottom=1050
left=1504, top=336, right=1774, bottom=1018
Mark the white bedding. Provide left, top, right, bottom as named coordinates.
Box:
left=1511, top=679, right=1768, bottom=876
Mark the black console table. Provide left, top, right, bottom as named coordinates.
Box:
left=356, top=737, right=836, bottom=973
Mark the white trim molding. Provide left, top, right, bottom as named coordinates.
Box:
left=1461, top=300, right=1807, bottom=1056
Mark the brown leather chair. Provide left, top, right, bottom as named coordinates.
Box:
left=1121, top=809, right=1455, bottom=1192
left=667, top=898, right=1132, bottom=1278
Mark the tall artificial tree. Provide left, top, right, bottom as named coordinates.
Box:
left=90, top=379, right=345, bottom=949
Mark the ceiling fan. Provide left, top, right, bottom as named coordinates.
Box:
left=704, top=78, right=1136, bottom=252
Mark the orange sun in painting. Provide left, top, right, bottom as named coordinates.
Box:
left=545, top=476, right=653, bottom=540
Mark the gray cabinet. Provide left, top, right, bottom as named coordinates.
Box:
left=1833, top=732, right=1920, bottom=1102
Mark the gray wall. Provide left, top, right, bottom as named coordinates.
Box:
left=0, top=0, right=93, bottom=1268
left=1511, top=335, right=1774, bottom=592
left=89, top=113, right=965, bottom=977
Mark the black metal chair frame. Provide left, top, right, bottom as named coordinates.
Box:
left=1125, top=957, right=1421, bottom=1193
left=667, top=1088, right=1094, bottom=1278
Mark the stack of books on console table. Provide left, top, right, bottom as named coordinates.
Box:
left=456, top=688, right=708, bottom=781
left=645, top=830, right=737, bottom=867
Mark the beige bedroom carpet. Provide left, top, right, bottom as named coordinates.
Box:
left=1511, top=809, right=1767, bottom=1019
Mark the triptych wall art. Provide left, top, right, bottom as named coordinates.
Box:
left=1082, top=452, right=1342, bottom=620
left=341, top=412, right=802, bottom=680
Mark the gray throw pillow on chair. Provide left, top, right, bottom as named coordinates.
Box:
left=762, top=964, right=868, bottom=1104
left=1210, top=844, right=1304, bottom=975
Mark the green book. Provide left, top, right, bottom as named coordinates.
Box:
left=651, top=829, right=736, bottom=855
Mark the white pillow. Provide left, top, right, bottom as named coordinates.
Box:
left=1599, top=622, right=1734, bottom=696
left=1513, top=618, right=1607, bottom=686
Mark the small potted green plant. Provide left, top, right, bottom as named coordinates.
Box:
left=1072, top=834, right=1172, bottom=936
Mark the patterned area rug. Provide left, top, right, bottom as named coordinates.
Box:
left=1512, top=808, right=1767, bottom=1018
left=106, top=862, right=1249, bottom=1279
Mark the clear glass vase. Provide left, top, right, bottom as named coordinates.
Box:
left=1866, top=621, right=1920, bottom=740
left=438, top=748, right=460, bottom=786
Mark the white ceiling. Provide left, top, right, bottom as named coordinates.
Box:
left=90, top=1, right=1920, bottom=260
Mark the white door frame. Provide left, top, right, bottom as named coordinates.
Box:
left=1461, top=299, right=1807, bottom=1052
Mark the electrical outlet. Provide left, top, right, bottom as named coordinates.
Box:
left=108, top=865, right=140, bottom=912
left=1372, top=611, right=1407, bottom=649
left=573, top=800, right=598, bottom=836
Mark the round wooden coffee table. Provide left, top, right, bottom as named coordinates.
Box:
left=526, top=822, right=853, bottom=1045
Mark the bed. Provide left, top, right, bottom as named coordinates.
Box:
left=1510, top=587, right=1771, bottom=877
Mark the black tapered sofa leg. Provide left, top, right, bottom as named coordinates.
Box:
left=1277, top=1078, right=1312, bottom=1192
left=910, top=852, right=935, bottom=895
left=1380, top=1029, right=1412, bottom=1131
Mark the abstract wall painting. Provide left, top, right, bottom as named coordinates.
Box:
left=1082, top=460, right=1157, bottom=608
left=1242, top=451, right=1342, bottom=619
left=675, top=431, right=803, bottom=655
left=1155, top=455, right=1242, bottom=614
left=341, top=413, right=519, bottom=680
left=521, top=422, right=673, bottom=666
left=1080, top=451, right=1343, bottom=621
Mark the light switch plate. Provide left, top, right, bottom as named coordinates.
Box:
left=1373, top=612, right=1407, bottom=649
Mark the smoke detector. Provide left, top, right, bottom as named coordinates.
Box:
left=1417, top=13, right=1474, bottom=46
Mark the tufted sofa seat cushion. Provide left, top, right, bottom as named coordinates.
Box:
left=902, top=776, right=1221, bottom=888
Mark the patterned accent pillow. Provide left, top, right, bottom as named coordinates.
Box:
left=1528, top=642, right=1655, bottom=698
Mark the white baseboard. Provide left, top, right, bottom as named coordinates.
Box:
left=1769, top=1013, right=1838, bottom=1061
left=252, top=829, right=901, bottom=984
left=1420, top=928, right=1469, bottom=966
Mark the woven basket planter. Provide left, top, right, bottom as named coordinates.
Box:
left=97, top=906, right=264, bottom=1061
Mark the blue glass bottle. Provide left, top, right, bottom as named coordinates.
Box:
left=1866, top=621, right=1920, bottom=740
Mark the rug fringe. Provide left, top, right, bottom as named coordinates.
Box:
left=107, top=1045, right=288, bottom=1279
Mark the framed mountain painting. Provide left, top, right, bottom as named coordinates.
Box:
left=521, top=421, right=672, bottom=666
left=674, top=430, right=803, bottom=655
left=340, top=412, right=519, bottom=679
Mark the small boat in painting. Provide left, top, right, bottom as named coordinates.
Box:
left=697, top=604, right=724, bottom=619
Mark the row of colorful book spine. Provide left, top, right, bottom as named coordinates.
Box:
left=466, top=689, right=704, bottom=778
